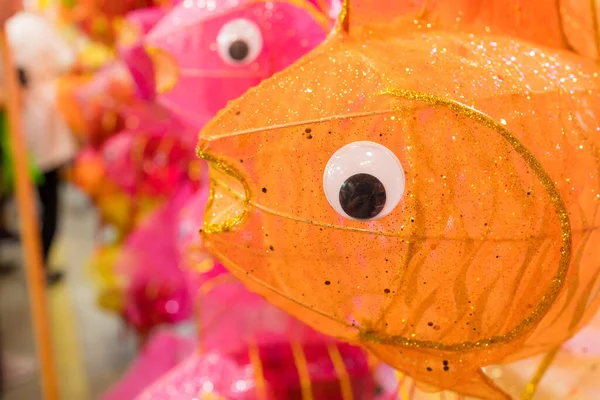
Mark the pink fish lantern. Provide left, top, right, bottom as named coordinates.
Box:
left=191, top=280, right=377, bottom=399
left=102, top=129, right=193, bottom=198
left=136, top=349, right=395, bottom=400
left=136, top=351, right=259, bottom=400
left=102, top=329, right=197, bottom=400
left=71, top=146, right=107, bottom=198
left=144, top=0, right=333, bottom=129
left=118, top=184, right=200, bottom=333
left=73, top=62, right=135, bottom=146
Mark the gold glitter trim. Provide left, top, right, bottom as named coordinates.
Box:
left=327, top=343, right=354, bottom=400
left=291, top=341, right=314, bottom=400
left=197, top=152, right=251, bottom=234
left=520, top=346, right=561, bottom=400
left=351, top=88, right=573, bottom=351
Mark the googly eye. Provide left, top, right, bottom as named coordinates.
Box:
left=323, top=141, right=405, bottom=221
left=216, top=19, right=263, bottom=66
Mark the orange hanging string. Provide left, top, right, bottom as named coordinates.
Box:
left=326, top=342, right=354, bottom=400
left=290, top=341, right=314, bottom=400
left=0, top=30, right=59, bottom=400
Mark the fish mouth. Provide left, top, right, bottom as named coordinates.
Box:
left=199, top=152, right=249, bottom=234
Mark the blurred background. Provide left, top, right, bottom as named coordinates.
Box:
left=1, top=1, right=599, bottom=400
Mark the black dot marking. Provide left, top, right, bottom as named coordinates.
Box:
left=307, top=134, right=313, bottom=139
left=305, top=128, right=312, bottom=133
left=428, top=322, right=434, bottom=327
left=269, top=245, right=274, bottom=251
left=443, top=360, right=448, bottom=365
left=444, top=366, right=449, bottom=371
left=527, top=191, right=531, bottom=195
left=228, top=40, right=249, bottom=61
left=339, top=173, right=386, bottom=219
left=325, top=280, right=331, bottom=285
left=240, top=159, right=244, bottom=163
left=235, top=111, right=241, bottom=115
left=262, top=187, right=267, bottom=193
left=426, top=367, right=432, bottom=372
left=384, top=288, right=391, bottom=294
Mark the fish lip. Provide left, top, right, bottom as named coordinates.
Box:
left=199, top=151, right=249, bottom=234
left=144, top=45, right=180, bottom=94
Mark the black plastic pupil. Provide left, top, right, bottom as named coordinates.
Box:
left=339, top=173, right=386, bottom=219
left=228, top=40, right=249, bottom=61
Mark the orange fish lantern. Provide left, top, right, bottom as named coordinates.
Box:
left=197, top=0, right=600, bottom=398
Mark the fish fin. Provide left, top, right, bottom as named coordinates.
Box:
left=560, top=0, right=600, bottom=60
left=451, top=369, right=512, bottom=400
left=365, top=342, right=512, bottom=400
left=338, top=0, right=572, bottom=53
left=337, top=0, right=419, bottom=33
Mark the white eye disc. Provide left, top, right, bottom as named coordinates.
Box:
left=216, top=18, right=263, bottom=66
left=323, top=141, right=405, bottom=221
